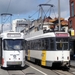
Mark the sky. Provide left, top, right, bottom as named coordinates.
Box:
left=0, top=0, right=70, bottom=32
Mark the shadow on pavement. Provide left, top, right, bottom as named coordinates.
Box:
left=1, top=64, right=29, bottom=70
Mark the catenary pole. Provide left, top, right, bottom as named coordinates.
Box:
left=58, top=0, right=61, bottom=31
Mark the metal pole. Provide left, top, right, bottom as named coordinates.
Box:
left=58, top=0, right=61, bottom=31
left=1, top=24, right=3, bottom=33
left=10, top=15, right=12, bottom=31
left=1, top=15, right=3, bottom=33
left=40, top=6, right=43, bottom=29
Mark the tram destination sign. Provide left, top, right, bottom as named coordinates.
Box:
left=7, top=33, right=21, bottom=37
left=55, top=33, right=68, bottom=37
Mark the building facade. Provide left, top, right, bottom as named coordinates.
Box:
left=68, top=0, right=75, bottom=36
left=12, top=19, right=28, bottom=32
left=68, top=0, right=75, bottom=57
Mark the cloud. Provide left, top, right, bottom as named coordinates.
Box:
left=0, top=0, right=69, bottom=16
left=0, top=0, right=70, bottom=32
left=48, top=0, right=70, bottom=19
left=0, top=0, right=43, bottom=14
left=0, top=0, right=70, bottom=22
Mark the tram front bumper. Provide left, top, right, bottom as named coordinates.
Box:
left=7, top=61, right=22, bottom=66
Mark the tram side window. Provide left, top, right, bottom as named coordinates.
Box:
left=41, top=39, right=45, bottom=50
left=50, top=38, right=55, bottom=50
left=41, top=38, right=49, bottom=50
left=31, top=41, right=34, bottom=49
left=27, top=41, right=30, bottom=49
left=33, top=39, right=42, bottom=50
left=28, top=38, right=50, bottom=50
left=37, top=39, right=41, bottom=50
left=44, top=38, right=50, bottom=50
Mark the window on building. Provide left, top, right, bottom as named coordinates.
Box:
left=71, top=2, right=74, bottom=17
left=70, top=20, right=72, bottom=27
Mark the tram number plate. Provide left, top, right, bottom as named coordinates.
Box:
left=12, top=62, right=19, bottom=64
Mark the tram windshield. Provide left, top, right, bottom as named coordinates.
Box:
left=56, top=38, right=69, bottom=50
left=3, top=39, right=24, bottom=50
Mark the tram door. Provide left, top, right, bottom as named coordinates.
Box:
left=0, top=38, right=2, bottom=64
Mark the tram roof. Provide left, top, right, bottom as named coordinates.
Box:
left=25, top=32, right=69, bottom=41
left=25, top=32, right=54, bottom=40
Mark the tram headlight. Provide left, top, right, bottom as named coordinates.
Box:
left=57, top=57, right=59, bottom=60
left=9, top=58, right=11, bottom=60
left=67, top=56, right=69, bottom=60
left=18, top=58, right=20, bottom=60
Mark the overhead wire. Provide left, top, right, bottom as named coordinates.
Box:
left=1, top=0, right=12, bottom=33
left=6, top=0, right=11, bottom=13
left=45, top=0, right=56, bottom=18
left=29, top=0, right=51, bottom=19
left=29, top=9, right=39, bottom=18
left=2, top=0, right=12, bottom=24
left=52, top=7, right=56, bottom=18
left=46, top=0, right=51, bottom=4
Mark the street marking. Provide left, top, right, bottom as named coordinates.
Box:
left=30, top=65, right=47, bottom=75
left=72, top=72, right=75, bottom=74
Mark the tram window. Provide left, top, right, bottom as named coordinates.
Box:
left=31, top=41, right=34, bottom=49
left=41, top=39, right=45, bottom=50
left=3, top=39, right=24, bottom=50
left=44, top=38, right=50, bottom=50
left=28, top=38, right=49, bottom=50
left=64, top=43, right=68, bottom=50
left=37, top=39, right=41, bottom=50
left=57, top=43, right=62, bottom=50
left=56, top=38, right=68, bottom=42
left=57, top=43, right=68, bottom=50
left=27, top=41, right=30, bottom=49
left=56, top=38, right=69, bottom=50
left=50, top=38, right=55, bottom=50
left=41, top=38, right=48, bottom=50
left=34, top=40, right=38, bottom=50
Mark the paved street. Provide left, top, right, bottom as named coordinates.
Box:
left=0, top=60, right=75, bottom=75
left=70, top=60, right=75, bottom=68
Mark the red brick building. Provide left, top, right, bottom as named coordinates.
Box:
left=68, top=0, right=75, bottom=35
left=68, top=0, right=75, bottom=56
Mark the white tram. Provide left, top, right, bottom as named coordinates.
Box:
left=25, top=32, right=70, bottom=67
left=0, top=31, right=25, bottom=68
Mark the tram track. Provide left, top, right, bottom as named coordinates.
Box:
left=52, top=70, right=74, bottom=75
left=3, top=63, right=75, bottom=75
left=26, top=61, right=75, bottom=75
left=1, top=68, right=75, bottom=75
left=51, top=67, right=75, bottom=75
left=7, top=65, right=36, bottom=75
left=7, top=70, right=25, bottom=75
